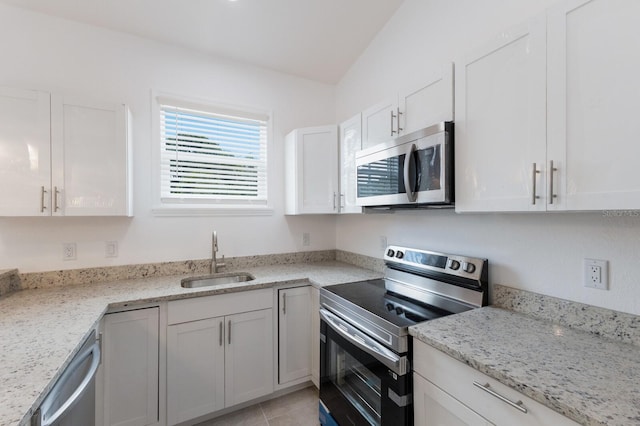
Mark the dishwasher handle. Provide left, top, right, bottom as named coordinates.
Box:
left=40, top=339, right=101, bottom=426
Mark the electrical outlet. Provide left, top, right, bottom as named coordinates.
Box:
left=63, top=243, right=76, bottom=261
left=105, top=241, right=118, bottom=258
left=379, top=236, right=387, bottom=250
left=584, top=258, right=608, bottom=290
left=302, top=232, right=310, bottom=247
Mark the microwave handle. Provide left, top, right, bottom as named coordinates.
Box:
left=403, top=143, right=417, bottom=202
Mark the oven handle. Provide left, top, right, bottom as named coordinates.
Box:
left=320, top=308, right=408, bottom=375
left=403, top=143, right=417, bottom=202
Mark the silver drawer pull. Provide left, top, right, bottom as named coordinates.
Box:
left=473, top=381, right=528, bottom=414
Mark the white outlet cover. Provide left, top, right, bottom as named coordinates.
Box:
left=583, top=258, right=609, bottom=290
left=63, top=242, right=77, bottom=261
left=105, top=241, right=118, bottom=258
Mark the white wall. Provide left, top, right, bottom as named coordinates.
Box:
left=335, top=0, right=640, bottom=315
left=0, top=4, right=337, bottom=272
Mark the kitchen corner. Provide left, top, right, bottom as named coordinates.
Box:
left=0, top=251, right=382, bottom=426
left=409, top=284, right=640, bottom=426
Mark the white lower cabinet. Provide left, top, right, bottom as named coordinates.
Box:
left=166, top=290, right=273, bottom=426
left=100, top=307, right=160, bottom=426
left=310, top=286, right=320, bottom=388
left=277, top=286, right=312, bottom=385
left=414, top=373, right=493, bottom=426
left=413, top=340, right=579, bottom=426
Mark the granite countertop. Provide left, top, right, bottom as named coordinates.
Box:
left=0, top=261, right=381, bottom=426
left=409, top=306, right=640, bottom=426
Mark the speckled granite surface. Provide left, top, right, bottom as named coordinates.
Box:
left=336, top=250, right=385, bottom=273
left=410, top=306, right=640, bottom=426
left=15, top=250, right=338, bottom=291
left=493, top=283, right=640, bottom=346
left=0, top=269, right=19, bottom=297
left=0, top=261, right=381, bottom=426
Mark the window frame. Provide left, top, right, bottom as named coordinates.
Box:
left=151, top=91, right=274, bottom=216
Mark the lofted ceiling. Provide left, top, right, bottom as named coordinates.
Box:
left=0, top=0, right=404, bottom=83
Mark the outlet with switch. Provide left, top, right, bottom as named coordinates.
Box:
left=584, top=258, right=608, bottom=290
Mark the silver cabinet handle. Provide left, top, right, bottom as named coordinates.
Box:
left=473, top=381, right=528, bottom=414
left=282, top=292, right=287, bottom=315
left=532, top=163, right=540, bottom=205
left=53, top=186, right=60, bottom=212
left=42, top=340, right=102, bottom=426
left=340, top=193, right=345, bottom=208
left=219, top=321, right=223, bottom=347
left=397, top=107, right=403, bottom=133
left=548, top=160, right=558, bottom=204
left=228, top=319, right=231, bottom=345
left=390, top=110, right=396, bottom=136
left=40, top=186, right=47, bottom=212
left=333, top=192, right=337, bottom=211
left=403, top=143, right=417, bottom=202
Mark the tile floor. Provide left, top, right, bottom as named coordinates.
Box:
left=196, top=386, right=320, bottom=426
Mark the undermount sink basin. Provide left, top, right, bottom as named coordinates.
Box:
left=181, top=272, right=255, bottom=288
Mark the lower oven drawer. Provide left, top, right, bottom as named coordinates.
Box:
left=320, top=317, right=412, bottom=426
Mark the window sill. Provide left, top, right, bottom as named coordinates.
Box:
left=152, top=205, right=274, bottom=217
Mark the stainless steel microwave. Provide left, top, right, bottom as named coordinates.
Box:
left=355, top=121, right=454, bottom=208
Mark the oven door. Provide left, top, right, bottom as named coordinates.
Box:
left=319, top=309, right=412, bottom=426
left=355, top=122, right=452, bottom=207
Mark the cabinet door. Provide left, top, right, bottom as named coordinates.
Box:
left=225, top=308, right=273, bottom=407
left=51, top=95, right=131, bottom=216
left=285, top=126, right=338, bottom=215
left=399, top=63, right=454, bottom=135
left=362, top=99, right=397, bottom=149
left=278, top=287, right=311, bottom=385
left=339, top=113, right=363, bottom=214
left=547, top=0, right=640, bottom=210
left=102, top=308, right=159, bottom=426
left=455, top=16, right=547, bottom=212
left=414, top=373, right=494, bottom=426
left=310, top=286, right=320, bottom=388
left=0, top=87, right=51, bottom=216
left=167, top=317, right=225, bottom=426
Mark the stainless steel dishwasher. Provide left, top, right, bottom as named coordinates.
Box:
left=31, top=330, right=101, bottom=426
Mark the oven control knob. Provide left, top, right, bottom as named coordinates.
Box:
left=395, top=307, right=404, bottom=315
left=386, top=249, right=395, bottom=257
left=462, top=262, right=476, bottom=274
left=395, top=251, right=404, bottom=259
left=386, top=303, right=394, bottom=311
left=448, top=259, right=461, bottom=270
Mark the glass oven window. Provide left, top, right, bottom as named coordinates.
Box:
left=328, top=338, right=382, bottom=426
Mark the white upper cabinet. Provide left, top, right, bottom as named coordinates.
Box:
left=51, top=96, right=132, bottom=216
left=0, top=88, right=52, bottom=216
left=457, top=0, right=640, bottom=212
left=361, top=99, right=398, bottom=149
left=0, top=88, right=132, bottom=216
left=285, top=125, right=339, bottom=215
left=399, top=62, right=454, bottom=135
left=362, top=63, right=454, bottom=149
left=338, top=113, right=362, bottom=214
left=455, top=16, right=547, bottom=212
left=547, top=0, right=640, bottom=210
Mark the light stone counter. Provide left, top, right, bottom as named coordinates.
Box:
left=409, top=306, right=640, bottom=426
left=0, top=261, right=381, bottom=426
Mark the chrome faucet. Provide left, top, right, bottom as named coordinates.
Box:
left=211, top=231, right=226, bottom=274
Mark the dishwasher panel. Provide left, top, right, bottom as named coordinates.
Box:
left=32, top=330, right=101, bottom=426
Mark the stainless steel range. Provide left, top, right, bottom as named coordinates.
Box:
left=319, top=245, right=488, bottom=426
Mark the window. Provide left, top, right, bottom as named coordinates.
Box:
left=157, top=96, right=269, bottom=211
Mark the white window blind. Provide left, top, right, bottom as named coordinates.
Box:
left=159, top=101, right=268, bottom=204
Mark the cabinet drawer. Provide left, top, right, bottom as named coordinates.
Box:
left=168, top=289, right=272, bottom=325
left=413, top=340, right=579, bottom=426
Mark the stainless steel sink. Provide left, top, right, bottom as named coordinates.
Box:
left=181, top=272, right=255, bottom=288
